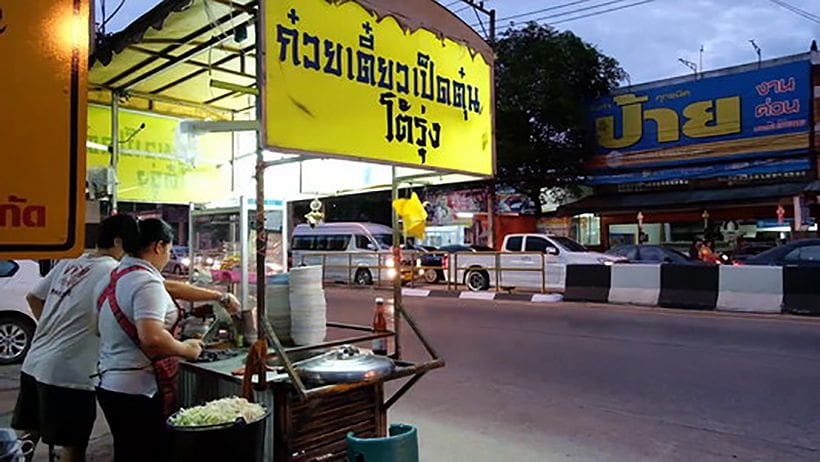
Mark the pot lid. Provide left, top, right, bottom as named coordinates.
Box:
left=296, top=345, right=395, bottom=385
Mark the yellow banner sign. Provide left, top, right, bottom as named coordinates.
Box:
left=262, top=0, right=494, bottom=176
left=0, top=0, right=89, bottom=258
left=87, top=106, right=233, bottom=205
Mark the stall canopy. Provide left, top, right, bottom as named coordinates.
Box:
left=90, top=0, right=494, bottom=204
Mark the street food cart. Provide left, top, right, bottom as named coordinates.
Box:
left=88, top=0, right=496, bottom=459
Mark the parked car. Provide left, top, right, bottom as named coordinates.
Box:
left=721, top=243, right=775, bottom=264
left=291, top=222, right=414, bottom=285
left=742, top=239, right=820, bottom=267
left=607, top=245, right=703, bottom=265
left=0, top=260, right=41, bottom=364
left=163, top=245, right=191, bottom=275
left=419, top=244, right=494, bottom=283
left=456, top=234, right=625, bottom=291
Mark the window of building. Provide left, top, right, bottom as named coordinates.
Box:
left=575, top=214, right=601, bottom=247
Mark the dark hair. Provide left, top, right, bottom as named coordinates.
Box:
left=126, top=218, right=174, bottom=256
left=97, top=214, right=139, bottom=250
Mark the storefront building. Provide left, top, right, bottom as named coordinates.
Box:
left=290, top=182, right=539, bottom=249
left=559, top=50, right=820, bottom=252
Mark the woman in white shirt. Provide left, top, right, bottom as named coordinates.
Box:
left=95, top=218, right=202, bottom=462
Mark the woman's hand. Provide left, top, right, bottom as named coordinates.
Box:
left=138, top=319, right=203, bottom=360
left=182, top=339, right=204, bottom=361
left=220, top=293, right=241, bottom=315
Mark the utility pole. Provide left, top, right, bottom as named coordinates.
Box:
left=699, top=45, right=704, bottom=74
left=452, top=0, right=497, bottom=248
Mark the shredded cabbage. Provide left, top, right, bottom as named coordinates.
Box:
left=171, top=397, right=266, bottom=427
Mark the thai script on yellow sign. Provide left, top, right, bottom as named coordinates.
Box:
left=0, top=0, right=89, bottom=258
left=263, top=0, right=494, bottom=176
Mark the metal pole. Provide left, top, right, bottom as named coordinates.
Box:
left=281, top=202, right=289, bottom=272
left=188, top=203, right=195, bottom=286
left=489, top=8, right=496, bottom=43
left=110, top=92, right=120, bottom=214
left=495, top=252, right=500, bottom=292
left=391, top=166, right=402, bottom=359
left=239, top=195, right=250, bottom=316
left=253, top=12, right=268, bottom=340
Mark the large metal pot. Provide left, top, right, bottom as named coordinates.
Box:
left=296, top=345, right=395, bottom=385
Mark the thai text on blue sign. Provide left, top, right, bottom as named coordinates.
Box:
left=589, top=59, right=811, bottom=172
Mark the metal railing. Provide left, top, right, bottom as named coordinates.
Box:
left=445, top=251, right=550, bottom=293
left=292, top=251, right=424, bottom=287
left=292, top=250, right=555, bottom=293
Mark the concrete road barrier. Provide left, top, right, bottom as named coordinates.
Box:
left=564, top=265, right=611, bottom=303
left=659, top=265, right=718, bottom=310
left=782, top=266, right=820, bottom=315
left=716, top=265, right=782, bottom=313
left=608, top=264, right=661, bottom=306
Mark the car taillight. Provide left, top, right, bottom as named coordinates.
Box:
left=442, top=255, right=449, bottom=269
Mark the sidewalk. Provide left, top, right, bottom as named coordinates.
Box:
left=0, top=365, right=113, bottom=461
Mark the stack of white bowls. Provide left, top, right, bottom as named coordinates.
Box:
left=289, top=266, right=327, bottom=345
left=265, top=273, right=292, bottom=344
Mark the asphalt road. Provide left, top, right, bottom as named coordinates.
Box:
left=2, top=290, right=820, bottom=461
left=326, top=289, right=820, bottom=461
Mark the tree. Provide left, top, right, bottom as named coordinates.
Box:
left=494, top=23, right=626, bottom=214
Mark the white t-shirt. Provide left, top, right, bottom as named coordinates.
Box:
left=95, top=256, right=179, bottom=397
left=22, top=254, right=119, bottom=391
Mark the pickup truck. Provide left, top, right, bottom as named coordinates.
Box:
left=453, top=234, right=624, bottom=292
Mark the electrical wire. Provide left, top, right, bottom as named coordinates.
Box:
left=551, top=0, right=656, bottom=25
left=473, top=6, right=489, bottom=39
left=476, top=0, right=598, bottom=26
left=766, top=0, right=820, bottom=24
left=496, top=0, right=654, bottom=33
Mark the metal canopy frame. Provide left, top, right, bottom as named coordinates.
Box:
left=92, top=0, right=497, bottom=402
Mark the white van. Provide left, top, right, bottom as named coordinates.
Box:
left=0, top=260, right=41, bottom=363
left=291, top=222, right=400, bottom=285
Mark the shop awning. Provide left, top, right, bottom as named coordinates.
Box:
left=90, top=0, right=258, bottom=120
left=558, top=182, right=811, bottom=216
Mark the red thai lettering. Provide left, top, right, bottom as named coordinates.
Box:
left=0, top=196, right=47, bottom=228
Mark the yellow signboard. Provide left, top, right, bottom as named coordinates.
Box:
left=262, top=0, right=494, bottom=176
left=87, top=106, right=233, bottom=204
left=0, top=0, right=89, bottom=258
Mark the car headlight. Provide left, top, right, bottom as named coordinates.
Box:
left=386, top=257, right=395, bottom=268
left=205, top=257, right=214, bottom=265
left=180, top=257, right=191, bottom=266
left=598, top=258, right=615, bottom=266
left=387, top=268, right=397, bottom=279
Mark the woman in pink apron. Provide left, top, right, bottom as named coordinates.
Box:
left=95, top=218, right=203, bottom=462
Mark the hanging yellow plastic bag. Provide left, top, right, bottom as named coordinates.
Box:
left=392, top=192, right=428, bottom=239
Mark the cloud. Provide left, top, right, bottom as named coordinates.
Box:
left=487, top=0, right=819, bottom=84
